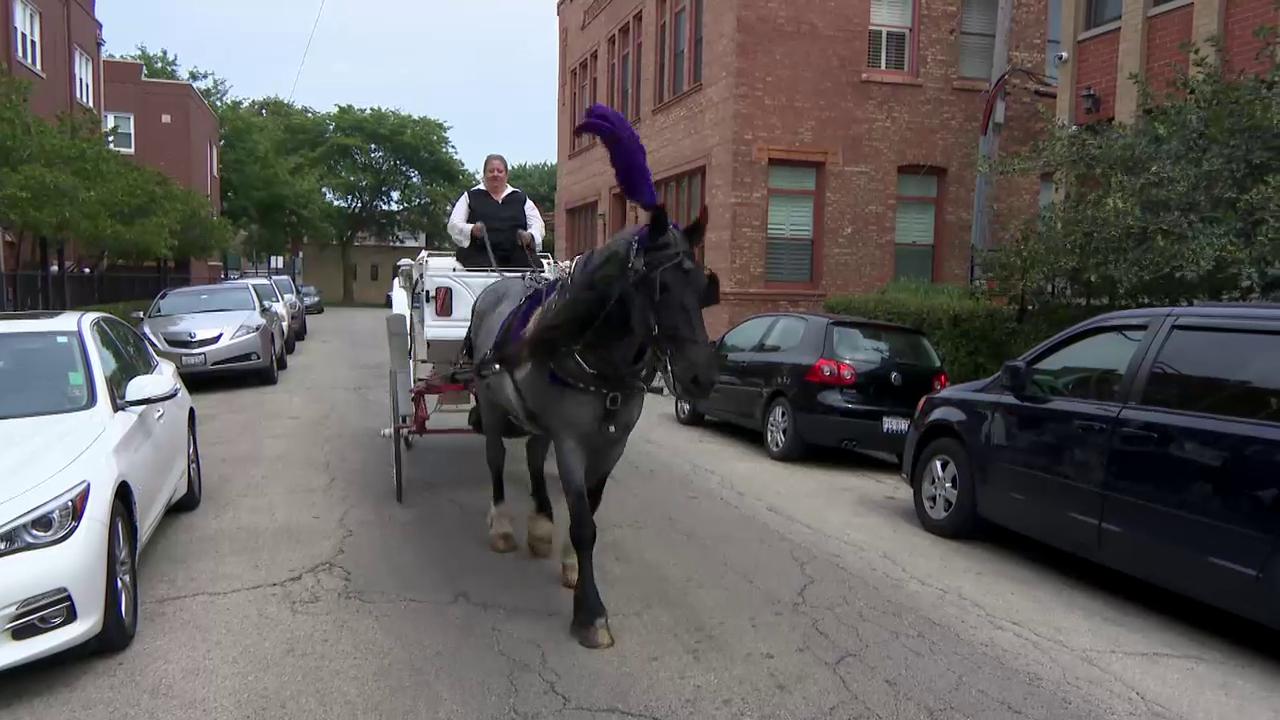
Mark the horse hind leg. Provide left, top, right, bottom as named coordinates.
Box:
left=482, top=399, right=518, bottom=554
left=526, top=434, right=555, bottom=559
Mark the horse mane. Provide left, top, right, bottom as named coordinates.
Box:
left=517, top=230, right=642, bottom=363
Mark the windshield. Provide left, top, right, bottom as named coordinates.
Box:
left=151, top=287, right=258, bottom=317
left=272, top=277, right=295, bottom=296
left=831, top=325, right=941, bottom=368
left=300, top=285, right=318, bottom=296
left=0, top=332, right=94, bottom=419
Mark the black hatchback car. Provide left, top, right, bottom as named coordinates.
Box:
left=904, top=303, right=1280, bottom=630
left=674, top=312, right=948, bottom=461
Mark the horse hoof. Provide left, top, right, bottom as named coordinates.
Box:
left=560, top=562, right=579, bottom=589
left=528, top=514, right=554, bottom=558
left=572, top=619, right=615, bottom=650
left=489, top=532, right=518, bottom=553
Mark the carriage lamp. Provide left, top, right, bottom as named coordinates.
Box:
left=1080, top=86, right=1101, bottom=115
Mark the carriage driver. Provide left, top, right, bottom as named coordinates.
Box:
left=447, top=154, right=546, bottom=269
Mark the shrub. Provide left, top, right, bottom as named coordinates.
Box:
left=824, top=282, right=1106, bottom=382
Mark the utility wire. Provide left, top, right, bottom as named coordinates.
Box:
left=289, top=0, right=328, bottom=101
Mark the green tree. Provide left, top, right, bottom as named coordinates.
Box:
left=990, top=26, right=1279, bottom=307
left=509, top=160, right=556, bottom=254
left=321, top=105, right=471, bottom=301
left=113, top=44, right=232, bottom=111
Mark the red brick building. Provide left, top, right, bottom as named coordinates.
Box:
left=1058, top=0, right=1278, bottom=125
left=1, top=0, right=104, bottom=297
left=556, top=0, right=1059, bottom=335
left=102, top=59, right=223, bottom=281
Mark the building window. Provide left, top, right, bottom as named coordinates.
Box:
left=894, top=171, right=941, bottom=282
left=566, top=201, right=599, bottom=258
left=632, top=13, right=643, bottom=118
left=13, top=0, right=41, bottom=71
left=607, top=13, right=643, bottom=120
left=570, top=53, right=596, bottom=152
left=371, top=264, right=379, bottom=282
left=1085, top=0, right=1122, bottom=30
left=607, top=36, right=617, bottom=113
left=765, top=163, right=819, bottom=285
left=958, top=0, right=997, bottom=80
left=868, top=0, right=913, bottom=73
left=1045, top=0, right=1062, bottom=80
left=656, top=0, right=704, bottom=105
left=657, top=167, right=706, bottom=262
left=74, top=47, right=94, bottom=107
left=104, top=113, right=135, bottom=154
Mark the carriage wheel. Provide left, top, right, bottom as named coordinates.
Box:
left=389, top=368, right=404, bottom=504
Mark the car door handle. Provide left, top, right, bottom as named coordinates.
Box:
left=1118, top=427, right=1158, bottom=443
left=1073, top=420, right=1107, bottom=434
left=154, top=406, right=165, bottom=421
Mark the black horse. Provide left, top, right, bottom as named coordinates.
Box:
left=462, top=104, right=720, bottom=648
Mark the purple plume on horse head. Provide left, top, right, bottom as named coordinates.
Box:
left=573, top=104, right=658, bottom=211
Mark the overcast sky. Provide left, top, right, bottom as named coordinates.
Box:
left=98, top=1, right=560, bottom=169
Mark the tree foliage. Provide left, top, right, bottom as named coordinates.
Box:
left=112, top=44, right=231, bottom=111
left=989, top=28, right=1280, bottom=307
left=508, top=160, right=556, bottom=213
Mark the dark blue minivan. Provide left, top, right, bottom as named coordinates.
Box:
left=903, top=303, right=1280, bottom=629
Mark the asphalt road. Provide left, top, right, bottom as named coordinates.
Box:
left=2, top=307, right=1278, bottom=720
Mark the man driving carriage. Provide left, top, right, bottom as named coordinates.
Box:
left=447, top=154, right=546, bottom=270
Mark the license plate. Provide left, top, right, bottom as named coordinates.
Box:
left=882, top=416, right=911, bottom=434
left=180, top=354, right=207, bottom=368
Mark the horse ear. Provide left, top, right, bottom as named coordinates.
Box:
left=645, top=206, right=670, bottom=246
left=684, top=205, right=709, bottom=248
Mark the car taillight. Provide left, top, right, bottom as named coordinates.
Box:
left=434, top=287, right=452, bottom=317
left=805, top=358, right=856, bottom=387
left=932, top=372, right=949, bottom=393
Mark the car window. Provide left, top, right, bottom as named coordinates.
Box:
left=1141, top=327, right=1280, bottom=423
left=1028, top=326, right=1149, bottom=402
left=252, top=284, right=279, bottom=304
left=152, top=286, right=258, bottom=316
left=831, top=324, right=941, bottom=368
left=92, top=321, right=137, bottom=402
left=720, top=317, right=775, bottom=353
left=0, top=331, right=94, bottom=419
left=103, top=318, right=157, bottom=377
left=759, top=316, right=807, bottom=353
left=272, top=277, right=295, bottom=296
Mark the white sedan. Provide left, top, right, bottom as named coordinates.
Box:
left=0, top=310, right=202, bottom=672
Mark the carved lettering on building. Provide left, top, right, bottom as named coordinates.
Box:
left=581, top=0, right=613, bottom=29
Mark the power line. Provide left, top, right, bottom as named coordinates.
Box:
left=289, top=0, right=328, bottom=101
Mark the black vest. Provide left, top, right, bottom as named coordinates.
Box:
left=458, top=188, right=534, bottom=268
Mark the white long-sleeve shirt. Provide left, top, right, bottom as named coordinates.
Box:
left=446, top=184, right=546, bottom=251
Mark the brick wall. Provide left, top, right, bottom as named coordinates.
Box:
left=1075, top=29, right=1121, bottom=123
left=1224, top=0, right=1279, bottom=75
left=558, top=0, right=1054, bottom=337
left=1145, top=4, right=1195, bottom=96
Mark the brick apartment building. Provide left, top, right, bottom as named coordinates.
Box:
left=1057, top=0, right=1278, bottom=125
left=1, top=0, right=104, bottom=300
left=556, top=0, right=1060, bottom=335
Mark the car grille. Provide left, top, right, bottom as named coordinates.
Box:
left=164, top=334, right=222, bottom=350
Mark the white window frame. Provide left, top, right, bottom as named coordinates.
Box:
left=13, top=0, right=42, bottom=72
left=104, top=112, right=135, bottom=154
left=868, top=0, right=913, bottom=73
left=74, top=46, right=94, bottom=108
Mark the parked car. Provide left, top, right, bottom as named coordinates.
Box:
left=236, top=277, right=297, bottom=355
left=674, top=312, right=948, bottom=461
left=904, top=303, right=1280, bottom=630
left=269, top=275, right=308, bottom=341
left=0, top=310, right=202, bottom=671
left=299, top=284, right=324, bottom=314
left=135, top=283, right=287, bottom=385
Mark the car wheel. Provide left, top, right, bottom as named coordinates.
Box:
left=285, top=332, right=296, bottom=355
left=912, top=437, right=978, bottom=538
left=262, top=341, right=280, bottom=385
left=277, top=341, right=289, bottom=370
left=674, top=397, right=705, bottom=426
left=298, top=318, right=308, bottom=341
left=764, top=396, right=805, bottom=461
left=94, top=498, right=138, bottom=654
left=173, top=419, right=202, bottom=512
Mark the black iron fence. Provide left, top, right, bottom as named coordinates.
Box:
left=0, top=270, right=220, bottom=312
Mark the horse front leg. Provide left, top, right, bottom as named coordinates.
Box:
left=480, top=394, right=517, bottom=554
left=554, top=439, right=613, bottom=649
left=525, top=434, right=554, bottom=558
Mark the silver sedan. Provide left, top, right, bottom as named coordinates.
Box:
left=134, top=283, right=287, bottom=385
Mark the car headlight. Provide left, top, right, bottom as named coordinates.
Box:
left=0, top=482, right=91, bottom=559
left=288, top=299, right=301, bottom=312
left=232, top=321, right=264, bottom=339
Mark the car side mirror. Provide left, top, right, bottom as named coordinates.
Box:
left=130, top=310, right=145, bottom=321
left=261, top=301, right=273, bottom=313
left=123, top=374, right=181, bottom=407
left=1000, top=360, right=1030, bottom=395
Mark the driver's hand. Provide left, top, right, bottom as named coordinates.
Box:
left=516, top=230, right=534, bottom=248
left=471, top=222, right=486, bottom=239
